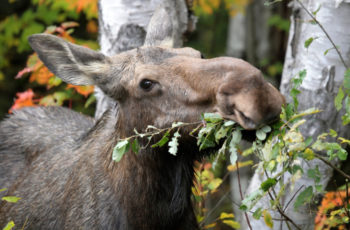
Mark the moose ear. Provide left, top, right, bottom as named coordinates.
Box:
left=28, top=34, right=108, bottom=86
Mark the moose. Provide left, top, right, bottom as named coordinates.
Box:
left=0, top=17, right=284, bottom=230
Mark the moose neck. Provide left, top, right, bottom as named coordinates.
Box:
left=97, top=108, right=199, bottom=229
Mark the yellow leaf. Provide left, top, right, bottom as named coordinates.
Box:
left=227, top=160, right=253, bottom=171
left=3, top=221, right=15, bottom=230
left=222, top=220, right=241, bottom=229
left=204, top=222, right=217, bottom=229
left=263, top=210, right=274, bottom=228
left=219, top=212, right=235, bottom=219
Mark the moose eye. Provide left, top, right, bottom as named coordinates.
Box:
left=139, top=79, right=154, bottom=91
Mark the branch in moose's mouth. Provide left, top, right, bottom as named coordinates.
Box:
left=112, top=112, right=272, bottom=164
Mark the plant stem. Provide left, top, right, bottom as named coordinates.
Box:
left=236, top=161, right=253, bottom=230
left=296, top=0, right=349, bottom=69
left=314, top=152, right=350, bottom=181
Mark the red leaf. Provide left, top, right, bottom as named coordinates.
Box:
left=9, top=89, right=36, bottom=113
left=67, top=84, right=94, bottom=97
left=15, top=67, right=33, bottom=79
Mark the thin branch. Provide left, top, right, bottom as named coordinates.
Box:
left=283, top=185, right=305, bottom=212
left=296, top=0, right=349, bottom=69
left=236, top=161, right=253, bottom=230
left=314, top=153, right=350, bottom=181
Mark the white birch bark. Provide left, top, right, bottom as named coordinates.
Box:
left=244, top=1, right=350, bottom=229
left=95, top=0, right=194, bottom=119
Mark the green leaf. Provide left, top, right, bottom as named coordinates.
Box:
left=203, top=113, right=223, bottom=123
left=305, top=136, right=313, bottom=147
left=312, top=5, right=321, bottom=15
left=169, top=131, right=181, bottom=156
left=171, top=122, right=185, bottom=128
left=228, top=130, right=241, bottom=165
left=344, top=69, right=350, bottom=90
left=231, top=129, right=242, bottom=144
left=112, top=140, right=129, bottom=162
left=335, top=87, right=344, bottom=111
left=261, top=125, right=272, bottom=133
left=256, top=130, right=267, bottom=140
left=307, top=166, right=321, bottom=184
left=337, top=149, right=348, bottom=161
left=229, top=147, right=238, bottom=165
left=1, top=196, right=21, bottom=203
left=0, top=188, right=6, bottom=192
left=215, top=126, right=229, bottom=143
left=294, top=186, right=313, bottom=210
left=324, top=47, right=333, bottom=56
left=131, top=139, right=140, bottom=154
left=253, top=207, right=263, bottom=219
left=261, top=178, right=277, bottom=192
left=84, top=94, right=96, bottom=108
left=329, top=129, right=338, bottom=138
left=240, top=189, right=265, bottom=211
left=222, top=220, right=240, bottom=229
left=304, top=37, right=315, bottom=48
left=208, top=178, right=222, bottom=190
left=152, top=131, right=170, bottom=148
left=3, top=221, right=15, bottom=230
left=263, top=210, right=274, bottom=228
left=224, top=120, right=235, bottom=127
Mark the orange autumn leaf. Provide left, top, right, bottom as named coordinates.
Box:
left=9, top=89, right=36, bottom=113
left=67, top=84, right=94, bottom=97
left=29, top=66, right=54, bottom=85
left=86, top=20, right=98, bottom=34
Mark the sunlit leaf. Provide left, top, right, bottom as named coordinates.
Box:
left=152, top=131, right=170, bottom=148
left=253, top=207, right=263, bottom=219
left=2, top=196, right=21, bottom=203
left=263, top=210, right=273, bottom=228
left=222, top=220, right=240, bottom=229
left=261, top=178, right=277, bottom=192
left=335, top=87, right=345, bottom=111
left=112, top=140, right=129, bottom=162
left=304, top=37, right=318, bottom=49
left=219, top=212, right=234, bottom=220
left=3, top=221, right=15, bottom=230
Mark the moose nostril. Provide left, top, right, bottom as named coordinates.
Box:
left=237, top=110, right=257, bottom=130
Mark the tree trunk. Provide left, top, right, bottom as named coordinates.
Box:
left=245, top=1, right=350, bottom=229
left=95, top=0, right=194, bottom=119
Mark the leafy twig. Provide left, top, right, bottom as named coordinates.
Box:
left=296, top=0, right=349, bottom=69
left=236, top=161, right=253, bottom=230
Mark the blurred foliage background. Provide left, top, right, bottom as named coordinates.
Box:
left=0, top=0, right=290, bottom=120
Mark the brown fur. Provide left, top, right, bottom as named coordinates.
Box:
left=0, top=34, right=284, bottom=229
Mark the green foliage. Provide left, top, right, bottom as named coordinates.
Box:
left=1, top=188, right=20, bottom=230
left=2, top=221, right=15, bottom=230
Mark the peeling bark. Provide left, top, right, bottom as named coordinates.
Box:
left=95, top=0, right=194, bottom=119
left=245, top=1, right=350, bottom=229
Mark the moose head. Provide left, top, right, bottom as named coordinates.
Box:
left=28, top=34, right=284, bottom=137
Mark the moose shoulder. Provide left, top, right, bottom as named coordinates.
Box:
left=0, top=34, right=284, bottom=230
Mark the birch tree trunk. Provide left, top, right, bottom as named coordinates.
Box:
left=245, top=1, right=350, bottom=229
left=95, top=0, right=194, bottom=119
